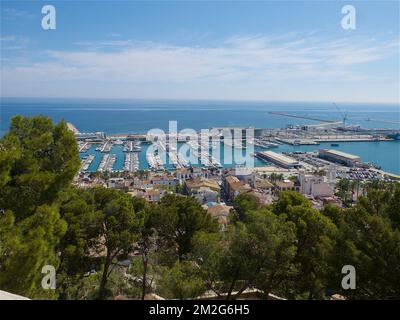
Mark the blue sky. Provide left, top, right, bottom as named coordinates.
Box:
left=1, top=0, right=399, bottom=103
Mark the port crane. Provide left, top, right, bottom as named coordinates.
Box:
left=332, top=102, right=347, bottom=127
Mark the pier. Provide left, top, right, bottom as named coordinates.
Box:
left=147, top=153, right=164, bottom=171
left=124, top=152, right=139, bottom=172
left=80, top=154, right=95, bottom=172
left=269, top=111, right=339, bottom=123
left=97, top=140, right=112, bottom=152
left=98, top=154, right=116, bottom=172
left=79, top=142, right=91, bottom=152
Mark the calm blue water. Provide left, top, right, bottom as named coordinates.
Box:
left=2, top=98, right=399, bottom=134
left=1, top=98, right=399, bottom=174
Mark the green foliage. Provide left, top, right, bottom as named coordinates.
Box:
left=153, top=194, right=219, bottom=260
left=1, top=115, right=399, bottom=300
left=191, top=231, right=227, bottom=296
left=157, top=261, right=205, bottom=299
left=327, top=184, right=400, bottom=299
left=246, top=209, right=297, bottom=298
left=233, top=192, right=259, bottom=221
left=269, top=173, right=284, bottom=183
left=208, top=208, right=298, bottom=300
left=0, top=205, right=67, bottom=299
left=0, top=115, right=80, bottom=220
left=286, top=205, right=337, bottom=299
left=273, top=190, right=311, bottom=215
left=0, top=115, right=79, bottom=299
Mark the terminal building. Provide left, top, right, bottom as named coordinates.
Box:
left=318, top=149, right=361, bottom=167
left=256, top=151, right=301, bottom=169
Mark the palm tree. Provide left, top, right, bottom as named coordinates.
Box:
left=337, top=178, right=350, bottom=203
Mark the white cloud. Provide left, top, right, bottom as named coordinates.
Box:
left=0, top=35, right=30, bottom=50
left=1, top=33, right=399, bottom=102
left=2, top=8, right=33, bottom=19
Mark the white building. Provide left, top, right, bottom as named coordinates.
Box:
left=299, top=173, right=333, bottom=198
left=192, top=187, right=219, bottom=204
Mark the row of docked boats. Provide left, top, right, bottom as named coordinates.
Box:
left=168, top=147, right=189, bottom=169
left=123, top=141, right=141, bottom=152
left=223, top=138, right=246, bottom=150
left=146, top=152, right=164, bottom=170
left=251, top=138, right=280, bottom=148
left=98, top=154, right=116, bottom=172
left=187, top=140, right=222, bottom=168
left=80, top=154, right=95, bottom=172
left=124, top=152, right=139, bottom=172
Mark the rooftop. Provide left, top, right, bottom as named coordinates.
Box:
left=207, top=204, right=232, bottom=217
left=230, top=181, right=252, bottom=192
left=320, top=149, right=360, bottom=160
left=276, top=180, right=295, bottom=188
left=185, top=177, right=220, bottom=192
left=225, top=175, right=240, bottom=184
left=256, top=178, right=274, bottom=189
left=259, top=151, right=299, bottom=165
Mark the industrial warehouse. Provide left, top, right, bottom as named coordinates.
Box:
left=318, top=149, right=361, bottom=167
left=255, top=151, right=301, bottom=169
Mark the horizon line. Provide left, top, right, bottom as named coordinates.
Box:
left=1, top=96, right=399, bottom=106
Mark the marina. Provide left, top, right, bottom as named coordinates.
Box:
left=70, top=115, right=400, bottom=175
left=123, top=141, right=141, bottom=152
left=168, top=150, right=180, bottom=167
left=96, top=140, right=112, bottom=152
left=223, top=138, right=246, bottom=149
left=3, top=100, right=399, bottom=176
left=98, top=154, right=116, bottom=172
left=80, top=154, right=95, bottom=172
left=77, top=137, right=400, bottom=175
left=252, top=138, right=280, bottom=148
left=124, top=152, right=139, bottom=172
left=146, top=152, right=164, bottom=171
left=79, top=142, right=91, bottom=152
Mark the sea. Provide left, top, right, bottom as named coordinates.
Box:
left=1, top=98, right=399, bottom=174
